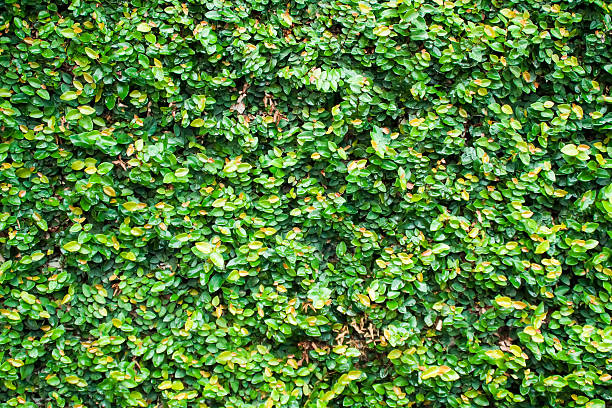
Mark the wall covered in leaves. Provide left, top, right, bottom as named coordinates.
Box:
left=1, top=0, right=612, bottom=406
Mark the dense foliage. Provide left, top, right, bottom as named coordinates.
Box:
left=1, top=0, right=612, bottom=406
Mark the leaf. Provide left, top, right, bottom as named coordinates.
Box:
left=371, top=126, right=390, bottom=158
left=63, top=241, right=81, bottom=252
left=216, top=351, right=234, bottom=363
left=208, top=273, right=225, bottom=292
left=485, top=350, right=505, bottom=360
left=440, top=369, right=460, bottom=382
left=561, top=144, right=579, bottom=156
left=586, top=400, right=605, bottom=408
left=210, top=252, right=225, bottom=269
left=37, top=89, right=50, bottom=100
left=373, top=25, right=391, bottom=36
left=308, top=287, right=332, bottom=309
left=117, top=83, right=129, bottom=100
left=422, top=366, right=450, bottom=380
left=195, top=242, right=213, bottom=254
left=543, top=375, right=567, bottom=388
left=184, top=317, right=194, bottom=331
left=193, top=95, right=207, bottom=111
left=16, top=168, right=31, bottom=178
left=123, top=202, right=146, bottom=211
left=46, top=375, right=60, bottom=386
left=535, top=240, right=550, bottom=254
left=212, top=198, right=227, bottom=207
left=150, top=282, right=165, bottom=293
left=136, top=22, right=151, bottom=32
left=20, top=291, right=36, bottom=305
left=103, top=186, right=116, bottom=197
left=175, top=167, right=189, bottom=177
left=121, top=251, right=137, bottom=261
left=77, top=105, right=96, bottom=115
left=59, top=28, right=76, bottom=38
left=190, top=118, right=205, bottom=127
left=84, top=47, right=99, bottom=59
left=572, top=104, right=583, bottom=119
left=61, top=91, right=79, bottom=101
left=66, top=108, right=82, bottom=120
left=65, top=375, right=81, bottom=384
left=432, top=243, right=450, bottom=254
left=495, top=296, right=513, bottom=308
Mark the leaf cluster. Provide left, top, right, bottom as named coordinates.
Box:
left=1, top=0, right=612, bottom=407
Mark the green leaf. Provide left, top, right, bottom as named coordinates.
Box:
left=63, top=241, right=81, bottom=252
left=586, top=400, right=605, bottom=408
left=494, top=296, right=512, bottom=308
left=15, top=168, right=31, bottom=178
left=46, top=375, right=60, bottom=386
left=59, top=28, right=76, bottom=38
left=117, top=83, right=129, bottom=100
left=84, top=47, right=99, bottom=59
left=150, top=282, right=165, bottom=293
left=190, top=118, right=205, bottom=127
left=65, top=375, right=81, bottom=384
left=175, top=167, right=189, bottom=177
left=208, top=273, right=225, bottom=292
left=20, top=291, right=36, bottom=305
left=485, top=350, right=505, bottom=360
left=371, top=126, right=390, bottom=158
left=561, top=144, right=579, bottom=156
left=373, top=25, right=391, bottom=36
left=120, top=251, right=137, bottom=261
left=336, top=241, right=347, bottom=257
left=61, top=91, right=79, bottom=101
left=66, top=108, right=82, bottom=120
left=535, top=240, right=550, bottom=254
left=216, top=351, right=234, bottom=363
left=136, top=22, right=151, bottom=32
left=422, top=366, right=451, bottom=380
left=123, top=202, right=146, bottom=211
left=195, top=242, right=213, bottom=254
left=36, top=89, right=50, bottom=100
left=210, top=252, right=225, bottom=269
left=78, top=105, right=96, bottom=115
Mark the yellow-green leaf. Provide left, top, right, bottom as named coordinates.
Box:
left=535, top=240, right=550, bottom=254
left=190, top=118, right=205, bottom=127
left=65, top=375, right=81, bottom=384
left=485, top=349, right=505, bottom=360
left=78, top=105, right=96, bottom=115
left=495, top=296, right=513, bottom=308
left=195, top=242, right=213, bottom=254
left=159, top=380, right=173, bottom=390
left=63, top=241, right=81, bottom=252
left=561, top=144, right=579, bottom=156
left=84, top=47, right=99, bottom=59
left=123, top=202, right=146, bottom=211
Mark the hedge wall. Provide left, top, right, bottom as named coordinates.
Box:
left=1, top=0, right=612, bottom=407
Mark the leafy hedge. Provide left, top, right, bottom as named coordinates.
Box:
left=1, top=0, right=612, bottom=406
